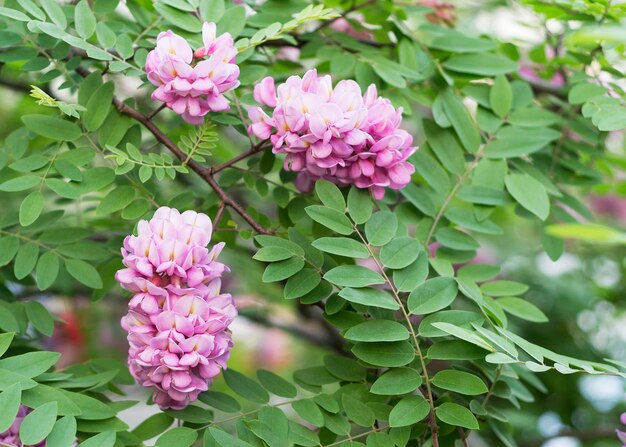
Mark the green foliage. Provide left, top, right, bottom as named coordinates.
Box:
left=0, top=0, right=624, bottom=445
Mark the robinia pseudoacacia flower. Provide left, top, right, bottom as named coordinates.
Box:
left=0, top=405, right=45, bottom=447
left=248, top=69, right=416, bottom=199
left=117, top=207, right=236, bottom=409
left=145, top=22, right=240, bottom=124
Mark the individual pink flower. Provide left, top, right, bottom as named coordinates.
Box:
left=145, top=23, right=240, bottom=124
left=117, top=207, right=236, bottom=410
left=248, top=69, right=416, bottom=199
left=0, top=405, right=46, bottom=446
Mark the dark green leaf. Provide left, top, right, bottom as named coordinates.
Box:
left=262, top=258, right=304, bottom=282
left=325, top=266, right=385, bottom=287
left=305, top=205, right=353, bottom=235
left=389, top=396, right=429, bottom=427
left=156, top=427, right=198, bottom=447
left=344, top=320, right=409, bottom=342
left=370, top=368, right=422, bottom=395
left=26, top=300, right=55, bottom=336
left=284, top=268, right=320, bottom=299
left=432, top=369, right=488, bottom=395
left=435, top=402, right=479, bottom=429
left=312, top=237, right=369, bottom=259
left=338, top=287, right=399, bottom=310
left=440, top=89, right=480, bottom=153
left=257, top=370, right=297, bottom=398
left=352, top=341, right=415, bottom=367
left=223, top=369, right=269, bottom=404
left=408, top=277, right=458, bottom=315
left=65, top=258, right=103, bottom=289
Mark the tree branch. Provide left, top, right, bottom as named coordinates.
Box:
left=112, top=99, right=272, bottom=234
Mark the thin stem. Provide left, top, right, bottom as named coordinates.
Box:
left=211, top=141, right=270, bottom=174
left=482, top=366, right=502, bottom=407
left=146, top=103, right=167, bottom=121
left=353, top=226, right=439, bottom=446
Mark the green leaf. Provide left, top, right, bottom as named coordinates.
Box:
left=498, top=297, right=548, bottom=322
left=198, top=391, right=241, bottom=413
left=156, top=427, right=198, bottom=447
left=546, top=223, right=626, bottom=244
left=305, top=205, right=353, bottom=235
left=315, top=180, right=345, bottom=211
left=419, top=310, right=484, bottom=337
left=393, top=252, right=429, bottom=292
left=324, top=355, right=366, bottom=381
left=490, top=75, right=512, bottom=118
left=430, top=323, right=494, bottom=351
left=223, top=369, right=269, bottom=404
left=435, top=227, right=479, bottom=251
left=0, top=383, right=22, bottom=433
left=14, top=243, right=39, bottom=280
left=0, top=351, right=60, bottom=377
left=443, top=53, right=518, bottom=76
left=20, top=401, right=58, bottom=445
left=568, top=82, right=606, bottom=104
left=154, top=2, right=202, bottom=32
left=370, top=368, right=422, bottom=395
left=96, top=185, right=136, bottom=215
left=284, top=268, right=320, bottom=299
left=41, top=0, right=67, bottom=27
left=430, top=31, right=496, bottom=53
left=342, top=394, right=375, bottom=427
left=365, top=211, right=397, bottom=246
left=347, top=187, right=372, bottom=224
left=75, top=0, right=96, bottom=38
left=200, top=0, right=225, bottom=22
left=408, top=277, right=458, bottom=315
left=46, top=416, right=77, bottom=447
left=0, top=333, right=14, bottom=357
left=435, top=402, right=479, bottom=429
left=206, top=427, right=255, bottom=447
left=344, top=320, right=409, bottom=342
left=217, top=5, right=246, bottom=37
left=22, top=115, right=82, bottom=141
left=262, top=258, right=304, bottom=282
left=0, top=6, right=29, bottom=21
left=64, top=258, right=103, bottom=289
left=292, top=399, right=324, bottom=426
left=25, top=300, right=55, bottom=336
left=312, top=237, right=369, bottom=259
left=432, top=369, right=488, bottom=395
left=257, top=370, right=297, bottom=398
left=324, top=266, right=385, bottom=287
left=484, top=126, right=561, bottom=158
left=508, top=108, right=562, bottom=127
left=389, top=396, right=429, bottom=427
left=352, top=341, right=415, bottom=367
left=84, top=82, right=114, bottom=131
left=253, top=246, right=294, bottom=262
left=0, top=236, right=19, bottom=267
left=256, top=235, right=305, bottom=257
left=380, top=237, right=422, bottom=269
left=80, top=432, right=116, bottom=447
left=440, top=89, right=480, bottom=153
left=505, top=173, right=550, bottom=220
left=19, top=191, right=44, bottom=226
left=0, top=175, right=40, bottom=192
left=338, top=288, right=399, bottom=310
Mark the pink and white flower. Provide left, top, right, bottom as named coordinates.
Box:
left=117, top=207, right=236, bottom=410
left=145, top=22, right=240, bottom=124
left=248, top=70, right=416, bottom=199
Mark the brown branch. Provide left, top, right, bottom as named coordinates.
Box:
left=211, top=140, right=271, bottom=174
left=113, top=99, right=272, bottom=234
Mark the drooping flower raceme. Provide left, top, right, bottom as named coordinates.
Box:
left=248, top=69, right=416, bottom=200
left=145, top=22, right=240, bottom=124
left=0, top=405, right=45, bottom=447
left=117, top=207, right=236, bottom=410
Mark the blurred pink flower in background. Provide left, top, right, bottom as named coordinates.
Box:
left=589, top=194, right=626, bottom=224
left=329, top=16, right=373, bottom=41
left=0, top=405, right=46, bottom=447
left=117, top=207, right=236, bottom=410
left=248, top=69, right=416, bottom=199
left=145, top=22, right=240, bottom=124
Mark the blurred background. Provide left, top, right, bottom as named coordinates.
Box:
left=0, top=0, right=624, bottom=446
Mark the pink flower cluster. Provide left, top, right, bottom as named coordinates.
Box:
left=145, top=22, right=240, bottom=124
left=0, top=405, right=45, bottom=447
left=248, top=69, right=416, bottom=199
left=117, top=207, right=236, bottom=410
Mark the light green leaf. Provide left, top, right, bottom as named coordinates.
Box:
left=64, top=258, right=103, bottom=289
left=505, top=173, right=550, bottom=220
left=338, top=287, right=399, bottom=310
left=22, top=115, right=82, bottom=141
left=435, top=402, right=479, bottom=429
left=389, top=396, right=429, bottom=427
left=262, top=258, right=304, bottom=282
left=347, top=187, right=372, bottom=224
left=312, top=237, right=369, bottom=259
left=19, top=191, right=44, bottom=226
left=435, top=227, right=479, bottom=251
left=41, top=0, right=67, bottom=28
left=408, top=277, right=458, bottom=315
left=25, top=300, right=55, bottom=336
left=432, top=369, right=488, bottom=395
left=305, top=205, right=353, bottom=235
left=315, top=180, right=345, bottom=211
left=380, top=237, right=422, bottom=269
left=352, top=341, right=415, bottom=367
left=0, top=333, right=14, bottom=357
left=75, top=0, right=96, bottom=38
left=546, top=223, right=626, bottom=244
left=443, top=53, right=518, bottom=76
left=96, top=185, right=136, bottom=215
left=393, top=252, right=429, bottom=292
left=84, top=82, right=114, bottom=132
left=365, top=211, right=397, bottom=246
left=370, top=368, right=422, bottom=395
left=80, top=432, right=116, bottom=447
left=20, top=401, right=58, bottom=445
left=154, top=2, right=202, bottom=32
left=284, top=268, right=320, bottom=299
left=324, top=266, right=385, bottom=288
left=292, top=399, right=324, bottom=426
left=206, top=427, right=255, bottom=447
left=440, top=89, right=480, bottom=153
left=46, top=416, right=77, bottom=447
left=156, top=427, right=198, bottom=447
left=344, top=320, right=409, bottom=342
left=217, top=5, right=246, bottom=38
left=498, top=297, right=548, bottom=322
left=490, top=75, right=512, bottom=118
left=256, top=370, right=297, bottom=398
left=419, top=310, right=484, bottom=337
left=0, top=176, right=40, bottom=192
left=14, top=243, right=39, bottom=280
left=342, top=394, right=375, bottom=427
left=0, top=383, right=22, bottom=432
